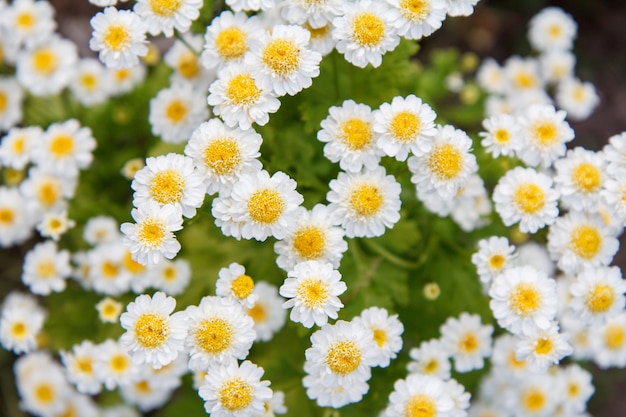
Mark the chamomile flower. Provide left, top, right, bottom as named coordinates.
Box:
left=0, top=186, right=34, bottom=248
left=153, top=259, right=191, bottom=295
left=22, top=240, right=72, bottom=296
left=281, top=0, right=342, bottom=28
left=445, top=0, right=480, bottom=17
left=131, top=153, right=206, bottom=218
left=107, top=64, right=147, bottom=96
left=249, top=24, right=322, bottom=96
left=590, top=311, right=626, bottom=368
left=120, top=201, right=184, bottom=266
left=539, top=50, right=575, bottom=84
left=554, top=147, right=606, bottom=212
left=305, top=22, right=337, bottom=56
left=556, top=77, right=600, bottom=121
left=517, top=104, right=575, bottom=168
left=69, top=58, right=112, bottom=107
left=225, top=0, right=276, bottom=12
left=386, top=0, right=448, bottom=40
left=134, top=0, right=202, bottom=37
left=216, top=262, right=258, bottom=308
left=228, top=169, right=303, bottom=241
left=0, top=126, right=41, bottom=170
left=199, top=359, right=273, bottom=417
left=120, top=291, right=187, bottom=369
left=164, top=34, right=214, bottom=88
left=89, top=7, right=148, bottom=69
left=556, top=364, right=595, bottom=414
left=96, top=297, right=124, bottom=323
left=440, top=312, right=493, bottom=373
left=303, top=370, right=370, bottom=408
left=0, top=292, right=45, bottom=354
left=492, top=166, right=560, bottom=234
left=332, top=1, right=400, bottom=68
left=352, top=307, right=404, bottom=368
left=476, top=58, right=505, bottom=95
left=185, top=119, right=262, bottom=195
left=119, top=376, right=176, bottom=412
left=246, top=281, right=286, bottom=342
left=207, top=64, right=281, bottom=130
left=280, top=260, right=346, bottom=328
left=569, top=266, right=626, bottom=325
left=317, top=99, right=383, bottom=173
left=19, top=167, right=77, bottom=216
left=503, top=56, right=543, bottom=94
left=87, top=243, right=132, bottom=296
left=490, top=334, right=529, bottom=377
left=0, top=77, right=24, bottom=131
left=471, top=236, right=516, bottom=287
left=16, top=358, right=72, bottom=417
left=373, top=95, right=437, bottom=161
left=489, top=265, right=558, bottom=336
left=0, top=0, right=56, bottom=48
left=83, top=216, right=120, bottom=246
left=386, top=373, right=454, bottom=417
left=510, top=374, right=558, bottom=417
left=479, top=113, right=522, bottom=158
left=546, top=211, right=619, bottom=276
left=326, top=166, right=402, bottom=238
left=94, top=339, right=139, bottom=390
left=274, top=204, right=348, bottom=271
left=61, top=341, right=102, bottom=395
left=182, top=295, right=256, bottom=370
left=406, top=339, right=451, bottom=380
left=36, top=210, right=75, bottom=241
left=602, top=132, right=626, bottom=177
left=149, top=83, right=210, bottom=144
left=528, top=7, right=577, bottom=52
left=514, top=322, right=573, bottom=372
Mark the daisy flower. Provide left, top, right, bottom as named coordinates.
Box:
left=87, top=243, right=132, bottom=296
left=387, top=373, right=454, bottom=417
left=216, top=262, right=258, bottom=308
left=502, top=56, right=543, bottom=94
left=246, top=281, right=286, bottom=343
left=445, top=0, right=480, bottom=17
left=528, top=7, right=577, bottom=52
left=489, top=265, right=558, bottom=336
left=514, top=322, right=573, bottom=372
left=228, top=169, right=304, bottom=241
left=199, top=359, right=273, bottom=417
left=546, top=211, right=619, bottom=276
left=22, top=240, right=72, bottom=296
left=15, top=358, right=72, bottom=417
left=120, top=201, right=184, bottom=266
left=107, top=64, right=147, bottom=96
left=326, top=166, right=402, bottom=238
left=83, top=215, right=120, bottom=246
left=516, top=104, right=575, bottom=168
left=89, top=7, right=148, bottom=69
left=96, top=297, right=124, bottom=323
left=120, top=291, right=187, bottom=369
left=0, top=126, right=41, bottom=170
left=510, top=374, right=558, bottom=417
left=60, top=341, right=102, bottom=395
left=440, top=312, right=493, bottom=373
left=131, top=153, right=206, bottom=218
left=479, top=113, right=522, bottom=158
left=185, top=119, right=262, bottom=196
left=590, top=311, right=626, bottom=369
left=279, top=260, right=346, bottom=328
left=476, top=57, right=505, bottom=95
left=133, top=0, right=202, bottom=37
left=492, top=166, right=560, bottom=234
left=386, top=0, right=448, bottom=40
left=471, top=236, right=516, bottom=287
left=317, top=99, right=383, bottom=173
left=305, top=22, right=337, bottom=56
left=225, top=0, right=276, bottom=12
left=0, top=76, right=24, bottom=131
left=93, top=339, right=139, bottom=390
left=539, top=50, right=575, bottom=84
left=164, top=33, right=214, bottom=89
left=69, top=58, right=112, bottom=107
left=35, top=210, right=75, bottom=241
left=207, top=63, right=281, bottom=130
left=0, top=292, right=45, bottom=354
left=0, top=0, right=56, bottom=48
left=153, top=259, right=191, bottom=296
left=303, top=370, right=370, bottom=408
left=120, top=376, right=176, bottom=412
left=280, top=0, right=342, bottom=28
left=274, top=204, right=348, bottom=272
left=490, top=334, right=529, bottom=377
left=554, top=147, right=606, bottom=212
left=555, top=364, right=595, bottom=414
left=373, top=94, right=437, bottom=161
left=556, top=77, right=600, bottom=121
left=182, top=295, right=256, bottom=371
left=406, top=339, right=451, bottom=380
left=248, top=24, right=322, bottom=96
left=0, top=186, right=34, bottom=248
left=352, top=307, right=404, bottom=368
left=569, top=266, right=626, bottom=325
left=601, top=173, right=626, bottom=223
left=332, top=1, right=400, bottom=68
left=19, top=167, right=77, bottom=217
left=603, top=132, right=626, bottom=177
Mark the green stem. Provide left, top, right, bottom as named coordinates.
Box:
left=361, top=239, right=420, bottom=269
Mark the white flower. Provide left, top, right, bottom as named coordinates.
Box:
left=225, top=0, right=276, bottom=12
left=406, top=338, right=451, bottom=380
left=0, top=292, right=45, bottom=354
left=492, top=166, right=560, bottom=234
left=216, top=263, right=258, bottom=308
left=119, top=292, right=187, bottom=369
left=120, top=375, right=176, bottom=412
left=555, top=364, right=595, bottom=414
left=0, top=0, right=56, bottom=48
left=373, top=94, right=437, bottom=161
left=83, top=215, right=120, bottom=246
left=0, top=126, right=41, bottom=170
left=281, top=0, right=342, bottom=28
left=87, top=243, right=132, bottom=296
left=352, top=306, right=404, bottom=368
left=165, top=33, right=215, bottom=89
left=89, top=7, right=148, bottom=69
left=15, top=357, right=72, bottom=417
left=569, top=266, right=626, bottom=325
left=445, top=0, right=480, bottom=17
left=509, top=374, right=558, bottom=417
left=528, top=7, right=577, bottom=52
left=489, top=265, right=558, bottom=336
left=387, top=374, right=454, bottom=417
left=132, top=153, right=206, bottom=218
left=93, top=339, right=139, bottom=390
left=107, top=64, right=147, bottom=96
left=514, top=240, right=556, bottom=276
left=601, top=172, right=626, bottom=223
left=539, top=50, right=575, bottom=84
left=471, top=236, right=516, bottom=286
left=553, top=147, right=606, bottom=213
left=0, top=186, right=34, bottom=248
left=305, top=22, right=337, bottom=56
left=199, top=359, right=273, bottom=417
left=134, top=0, right=202, bottom=37
left=479, top=113, right=522, bottom=158
left=445, top=378, right=471, bottom=417
left=19, top=167, right=77, bottom=218
left=386, top=0, right=448, bottom=40
left=326, top=166, right=402, bottom=238
left=476, top=58, right=505, bottom=95
left=514, top=322, right=573, bottom=372
left=279, top=260, right=346, bottom=328
left=590, top=311, right=626, bottom=369
left=69, top=58, right=113, bottom=107
left=332, top=1, right=400, bottom=68
left=490, top=334, right=529, bottom=377
left=245, top=281, right=286, bottom=343
left=602, top=132, right=626, bottom=177
left=556, top=77, right=600, bottom=121
left=440, top=312, right=493, bottom=373
left=120, top=201, right=184, bottom=266
left=317, top=99, right=383, bottom=172
left=96, top=297, right=124, bottom=323
left=0, top=76, right=24, bottom=131
left=153, top=258, right=191, bottom=296
left=502, top=56, right=544, bottom=94
left=60, top=341, right=102, bottom=395
left=248, top=24, right=322, bottom=96
left=22, top=240, right=71, bottom=296
left=36, top=210, right=75, bottom=241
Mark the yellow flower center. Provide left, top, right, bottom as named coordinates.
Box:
left=514, top=72, right=536, bottom=89
left=522, top=389, right=546, bottom=413
left=80, top=74, right=98, bottom=91
left=163, top=266, right=177, bottom=281
left=103, top=25, right=130, bottom=52
left=11, top=322, right=26, bottom=338
left=326, top=340, right=362, bottom=375
left=340, top=118, right=373, bottom=150
left=349, top=184, right=383, bottom=217
left=110, top=353, right=130, bottom=372
left=47, top=216, right=63, bottom=231
left=423, top=359, right=438, bottom=374
left=400, top=0, right=431, bottom=22
left=37, top=180, right=61, bottom=207
left=534, top=337, right=553, bottom=355
left=489, top=254, right=505, bottom=271
left=231, top=274, right=254, bottom=299
left=305, top=22, right=330, bottom=40
left=572, top=163, right=601, bottom=193
left=568, top=383, right=580, bottom=398
left=204, top=138, right=241, bottom=176
left=135, top=380, right=151, bottom=394
left=428, top=144, right=463, bottom=180
left=101, top=261, right=119, bottom=278
left=34, top=383, right=54, bottom=404
left=216, top=27, right=248, bottom=60
left=0, top=92, right=7, bottom=112
left=569, top=225, right=601, bottom=260
left=297, top=278, right=329, bottom=308
left=423, top=283, right=441, bottom=300
left=49, top=135, right=75, bottom=158
left=36, top=259, right=56, bottom=278
left=11, top=136, right=25, bottom=155
left=0, top=208, right=15, bottom=226
left=509, top=283, right=541, bottom=317
left=137, top=218, right=167, bottom=248
left=124, top=250, right=147, bottom=274
left=261, top=39, right=301, bottom=76
left=134, top=313, right=170, bottom=349
left=605, top=324, right=625, bottom=350
left=390, top=111, right=421, bottom=142
left=32, top=48, right=58, bottom=76
left=76, top=357, right=93, bottom=374
left=219, top=377, right=253, bottom=412
left=226, top=74, right=261, bottom=106
left=548, top=24, right=562, bottom=38
left=247, top=303, right=267, bottom=323
left=177, top=51, right=200, bottom=79
left=16, top=12, right=35, bottom=29
left=508, top=351, right=527, bottom=369
left=532, top=121, right=558, bottom=147
left=247, top=189, right=285, bottom=224
left=115, top=68, right=131, bottom=82
left=373, top=329, right=387, bottom=347
left=513, top=183, right=545, bottom=214
left=99, top=299, right=122, bottom=321
left=494, top=128, right=510, bottom=144
left=148, top=0, right=182, bottom=17
left=405, top=394, right=436, bottom=417
left=165, top=99, right=188, bottom=123
left=149, top=169, right=186, bottom=205
left=292, top=226, right=326, bottom=260
left=195, top=318, right=233, bottom=354
left=586, top=284, right=615, bottom=314
left=459, top=333, right=479, bottom=353
left=352, top=12, right=385, bottom=47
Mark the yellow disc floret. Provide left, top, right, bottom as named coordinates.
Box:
left=204, top=138, right=241, bottom=175
left=292, top=226, right=326, bottom=260
left=49, top=135, right=75, bottom=158
left=459, top=333, right=479, bottom=353
left=148, top=0, right=182, bottom=17
left=103, top=25, right=130, bottom=52
left=390, top=111, right=420, bottom=142
left=137, top=218, right=167, bottom=248
left=572, top=163, right=601, bottom=193
left=297, top=278, right=329, bottom=308
left=195, top=318, right=233, bottom=354
left=219, top=377, right=253, bottom=412
left=261, top=39, right=301, bottom=76
left=349, top=184, right=383, bottom=218
left=134, top=313, right=170, bottom=349
left=177, top=51, right=200, bottom=79
left=586, top=284, right=615, bottom=314
left=231, top=274, right=254, bottom=299
left=521, top=389, right=546, bottom=413
left=32, top=48, right=58, bottom=76
left=400, top=0, right=431, bottom=22
left=428, top=144, right=463, bottom=180
left=247, top=189, right=285, bottom=224
left=341, top=118, right=372, bottom=150
left=509, top=283, right=541, bottom=317
left=326, top=340, right=361, bottom=375
left=569, top=225, right=601, bottom=260
left=226, top=74, right=261, bottom=106
left=216, top=27, right=248, bottom=60
left=534, top=337, right=553, bottom=355
left=165, top=100, right=188, bottom=123
left=149, top=169, right=185, bottom=205
left=514, top=183, right=545, bottom=214
left=352, top=12, right=385, bottom=47
left=405, top=394, right=437, bottom=417
left=532, top=121, right=558, bottom=147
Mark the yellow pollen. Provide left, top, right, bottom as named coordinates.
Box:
left=605, top=324, right=625, bottom=350
left=0, top=92, right=6, bottom=112
left=163, top=266, right=177, bottom=281
left=352, top=12, right=385, bottom=47
left=36, top=259, right=56, bottom=278
left=34, top=384, right=54, bottom=404
left=489, top=254, right=505, bottom=271
left=572, top=163, right=601, bottom=193
left=11, top=136, right=24, bottom=154
left=11, top=322, right=26, bottom=338
left=100, top=299, right=122, bottom=320
left=149, top=169, right=185, bottom=205
left=101, top=261, right=120, bottom=278
left=32, top=48, right=58, bottom=76
left=532, top=121, right=558, bottom=147
left=165, top=99, right=188, bottom=123
left=226, top=74, right=261, bottom=105
left=400, top=0, right=431, bottom=22
left=534, top=337, right=553, bottom=355
left=231, top=274, right=254, bottom=299
left=569, top=225, right=601, bottom=260
left=38, top=181, right=60, bottom=207
left=423, top=359, right=438, bottom=374
left=522, top=390, right=546, bottom=412
left=459, top=333, right=479, bottom=353
left=247, top=188, right=285, bottom=224
left=16, top=12, right=35, bottom=29
left=297, top=278, right=329, bottom=308
left=49, top=135, right=75, bottom=158
left=405, top=394, right=436, bottom=417
left=261, top=39, right=301, bottom=76
left=292, top=226, right=326, bottom=260
left=219, top=377, right=253, bottom=412
left=148, top=0, right=182, bottom=17
left=513, top=183, right=545, bottom=214
left=247, top=303, right=267, bottom=323
left=568, top=383, right=580, bottom=398
left=305, top=22, right=330, bottom=40
left=494, top=128, right=510, bottom=144
left=137, top=218, right=167, bottom=248
left=586, top=284, right=615, bottom=314
left=549, top=24, right=562, bottom=38
left=178, top=51, right=200, bottom=79
left=110, top=354, right=130, bottom=372
left=390, top=111, right=420, bottom=142
left=134, top=313, right=170, bottom=349
left=195, top=318, right=233, bottom=354
left=0, top=208, right=15, bottom=226
left=115, top=68, right=131, bottom=82
left=340, top=118, right=372, bottom=150
left=215, top=27, right=248, bottom=60
left=103, top=25, right=130, bottom=52
left=514, top=72, right=536, bottom=89
left=372, top=329, right=387, bottom=347
left=326, top=341, right=361, bottom=375
left=76, top=357, right=93, bottom=374
left=124, top=250, right=146, bottom=274
left=80, top=74, right=98, bottom=90
left=135, top=380, right=151, bottom=394
left=509, top=283, right=541, bottom=317
left=204, top=138, right=241, bottom=176
left=349, top=184, right=383, bottom=217
left=428, top=144, right=463, bottom=180
left=48, top=218, right=62, bottom=231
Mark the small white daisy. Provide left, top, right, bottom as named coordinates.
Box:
left=60, top=340, right=102, bottom=395
left=471, top=236, right=516, bottom=287
left=528, top=7, right=577, bottom=52
left=352, top=306, right=404, bottom=368
left=510, top=374, right=558, bottom=417
left=133, top=0, right=202, bottom=37
left=69, top=58, right=113, bottom=107
left=0, top=186, right=34, bottom=248
left=93, top=338, right=139, bottom=390
left=386, top=0, right=448, bottom=40
left=153, top=258, right=191, bottom=296
left=406, top=338, right=451, bottom=380
left=569, top=266, right=626, bottom=325
left=281, top=0, right=342, bottom=29
left=216, top=262, right=258, bottom=308
left=514, top=322, right=573, bottom=372
left=164, top=33, right=214, bottom=89
left=19, top=167, right=77, bottom=216
left=476, top=57, right=505, bottom=95
left=95, top=297, right=124, bottom=323
left=0, top=76, right=24, bottom=131
left=445, top=0, right=480, bottom=17
left=490, top=334, right=529, bottom=377
left=479, top=113, right=522, bottom=158
left=0, top=292, right=45, bottom=354
left=602, top=132, right=626, bottom=177
left=107, top=64, right=147, bottom=96
left=304, top=21, right=337, bottom=56
left=539, top=50, right=575, bottom=84
left=22, top=240, right=72, bottom=296
left=440, top=312, right=493, bottom=373
left=590, top=311, right=626, bottom=369
left=36, top=210, right=75, bottom=241
left=445, top=378, right=471, bottom=417
left=502, top=55, right=543, bottom=94
left=87, top=243, right=132, bottom=296
left=83, top=215, right=121, bottom=246
left=554, top=147, right=606, bottom=212
left=387, top=373, right=454, bottom=417
left=245, top=281, right=286, bottom=343
left=555, top=364, right=595, bottom=414
left=556, top=77, right=600, bottom=121
left=0, top=0, right=56, bottom=48
left=0, top=126, right=41, bottom=170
